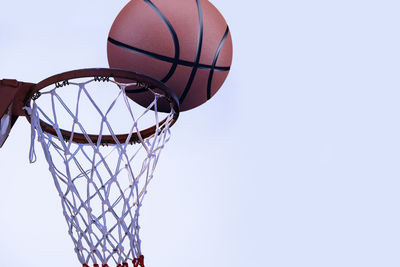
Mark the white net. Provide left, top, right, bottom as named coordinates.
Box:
left=25, top=77, right=175, bottom=267
left=0, top=104, right=13, bottom=148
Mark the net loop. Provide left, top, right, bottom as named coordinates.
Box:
left=28, top=76, right=176, bottom=267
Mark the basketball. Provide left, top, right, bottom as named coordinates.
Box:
left=107, top=0, right=233, bottom=112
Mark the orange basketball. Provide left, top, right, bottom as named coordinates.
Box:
left=107, top=0, right=233, bottom=112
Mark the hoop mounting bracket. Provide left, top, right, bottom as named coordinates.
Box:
left=0, top=79, right=35, bottom=147
left=0, top=79, right=35, bottom=116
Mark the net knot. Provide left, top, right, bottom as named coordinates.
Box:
left=67, top=182, right=74, bottom=190
left=133, top=255, right=145, bottom=267
left=94, top=76, right=110, bottom=82
left=55, top=80, right=69, bottom=88
left=32, top=92, right=41, bottom=101
left=136, top=82, right=149, bottom=89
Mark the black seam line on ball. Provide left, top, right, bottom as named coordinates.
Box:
left=207, top=26, right=230, bottom=100
left=108, top=37, right=230, bottom=71
left=144, top=0, right=179, bottom=83
left=179, top=0, right=204, bottom=104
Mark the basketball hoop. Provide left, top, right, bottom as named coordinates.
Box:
left=3, top=68, right=180, bottom=267
left=25, top=68, right=179, bottom=144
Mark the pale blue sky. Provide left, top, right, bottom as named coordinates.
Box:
left=1, top=1, right=400, bottom=267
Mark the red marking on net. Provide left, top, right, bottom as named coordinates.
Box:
left=82, top=258, right=143, bottom=267
left=133, top=255, right=145, bottom=267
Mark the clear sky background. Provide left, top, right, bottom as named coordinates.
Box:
left=1, top=0, right=400, bottom=267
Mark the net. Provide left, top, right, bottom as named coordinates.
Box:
left=25, top=77, right=176, bottom=267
